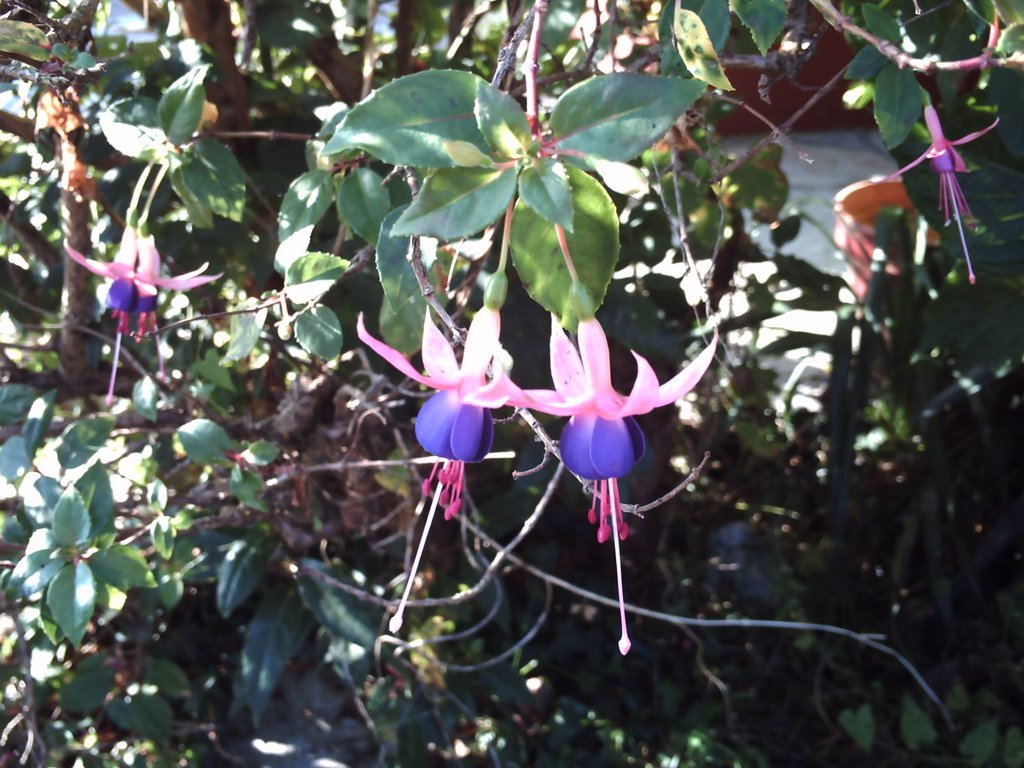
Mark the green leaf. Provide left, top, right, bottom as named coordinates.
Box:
left=874, top=65, right=924, bottom=148
left=152, top=516, right=175, bottom=560
left=1005, top=726, right=1024, bottom=768
left=337, top=168, right=391, bottom=245
left=107, top=692, right=172, bottom=745
left=56, top=418, right=113, bottom=469
left=550, top=73, right=706, bottom=162
left=217, top=534, right=275, bottom=617
left=295, top=307, right=344, bottom=358
left=379, top=291, right=427, bottom=355
left=179, top=138, right=247, bottom=222
left=46, top=562, right=96, bottom=647
left=9, top=529, right=62, bottom=596
left=376, top=205, right=418, bottom=310
left=519, top=159, right=574, bottom=231
left=88, top=545, right=157, bottom=590
left=191, top=348, right=236, bottom=392
left=324, top=70, right=489, bottom=167
left=177, top=419, right=235, bottom=464
left=285, top=252, right=347, bottom=305
left=0, top=436, right=31, bottom=481
left=0, top=19, right=50, bottom=59
left=511, top=166, right=619, bottom=330
left=961, top=720, right=999, bottom=766
left=223, top=308, right=268, bottom=362
left=157, top=569, right=183, bottom=610
left=158, top=65, right=210, bottom=146
left=132, top=377, right=159, bottom=420
left=673, top=7, right=733, bottom=90
left=23, top=390, right=55, bottom=456
left=144, top=658, right=192, bottom=699
left=76, top=463, right=113, bottom=539
left=846, top=45, right=887, bottom=80
left=298, top=566, right=377, bottom=649
left=591, top=159, right=650, bottom=197
left=475, top=80, right=532, bottom=158
left=60, top=654, right=117, bottom=714
left=391, top=166, right=517, bottom=239
left=240, top=587, right=314, bottom=723
left=838, top=705, right=876, bottom=752
left=230, top=465, right=267, bottom=511
left=994, top=0, right=1024, bottom=24
left=169, top=162, right=213, bottom=228
left=862, top=4, right=902, bottom=42
left=52, top=487, right=91, bottom=548
left=99, top=98, right=167, bottom=161
left=730, top=0, right=786, bottom=55
left=899, top=695, right=938, bottom=750
left=242, top=440, right=279, bottom=466
left=0, top=384, right=38, bottom=425
left=278, top=169, right=335, bottom=244
left=996, top=22, right=1024, bottom=54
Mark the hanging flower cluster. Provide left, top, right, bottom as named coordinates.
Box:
left=359, top=273, right=718, bottom=654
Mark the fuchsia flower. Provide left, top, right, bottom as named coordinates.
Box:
left=523, top=316, right=718, bottom=654
left=66, top=228, right=220, bottom=403
left=887, top=105, right=999, bottom=284
left=357, top=307, right=523, bottom=631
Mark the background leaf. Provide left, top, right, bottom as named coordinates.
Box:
left=874, top=65, right=924, bottom=149
left=295, top=307, right=344, bottom=358
left=46, top=563, right=96, bottom=647
left=392, top=166, right=517, bottom=239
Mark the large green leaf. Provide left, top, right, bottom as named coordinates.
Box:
left=730, top=0, right=786, bottom=55
left=285, top=252, right=347, bottom=305
left=177, top=419, right=235, bottom=464
left=56, top=417, right=113, bottom=469
left=240, top=587, right=314, bottom=723
left=298, top=566, right=377, bottom=649
left=158, top=65, right=210, bottom=146
left=375, top=205, right=418, bottom=311
left=874, top=64, right=923, bottom=149
left=392, top=166, right=517, bottom=239
left=295, top=307, right=344, bottom=358
left=52, top=487, right=91, bottom=548
left=23, top=390, right=55, bottom=455
left=0, top=384, right=38, bottom=425
left=46, top=562, right=96, bottom=647
left=518, top=159, right=574, bottom=231
left=278, top=169, right=335, bottom=243
left=77, top=463, right=113, bottom=540
left=511, top=167, right=619, bottom=329
left=99, top=98, right=167, bottom=161
left=0, top=20, right=50, bottom=59
left=550, top=73, right=705, bottom=162
left=324, top=70, right=489, bottom=167
left=106, top=692, right=173, bottom=745
left=223, top=308, right=268, bottom=362
left=336, top=168, right=391, bottom=245
left=178, top=138, right=247, bottom=222
left=475, top=80, right=532, bottom=158
left=88, top=545, right=157, bottom=591
left=9, top=529, right=62, bottom=596
left=673, top=7, right=733, bottom=90
left=216, top=534, right=275, bottom=617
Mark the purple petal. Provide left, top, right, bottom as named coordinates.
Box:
left=590, top=417, right=643, bottom=479
left=625, top=416, right=646, bottom=463
left=559, top=416, right=600, bottom=479
left=415, top=391, right=493, bottom=462
left=105, top=279, right=141, bottom=312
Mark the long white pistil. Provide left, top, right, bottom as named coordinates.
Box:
left=389, top=480, right=445, bottom=633
left=608, top=481, right=631, bottom=655
left=106, top=332, right=123, bottom=405
left=946, top=172, right=976, bottom=285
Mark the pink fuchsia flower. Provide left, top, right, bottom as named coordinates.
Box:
left=523, top=315, right=718, bottom=654
left=356, top=307, right=523, bottom=632
left=66, top=228, right=220, bottom=403
left=887, top=105, right=999, bottom=284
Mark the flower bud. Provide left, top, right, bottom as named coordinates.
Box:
left=483, top=272, right=508, bottom=310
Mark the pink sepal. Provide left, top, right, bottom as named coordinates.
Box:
left=148, top=265, right=221, bottom=291
left=420, top=309, right=460, bottom=380
left=65, top=243, right=133, bottom=280
left=356, top=313, right=442, bottom=389
left=655, top=331, right=719, bottom=407
left=461, top=307, right=502, bottom=380
left=548, top=315, right=586, bottom=398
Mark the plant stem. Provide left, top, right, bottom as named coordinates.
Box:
left=554, top=224, right=580, bottom=283
left=524, top=0, right=549, bottom=137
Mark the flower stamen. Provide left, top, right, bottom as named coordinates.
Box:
left=608, top=480, right=631, bottom=656
left=390, top=479, right=445, bottom=633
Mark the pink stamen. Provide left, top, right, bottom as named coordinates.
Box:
left=422, top=462, right=441, bottom=497
left=608, top=480, right=631, bottom=655
left=390, top=480, right=445, bottom=633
